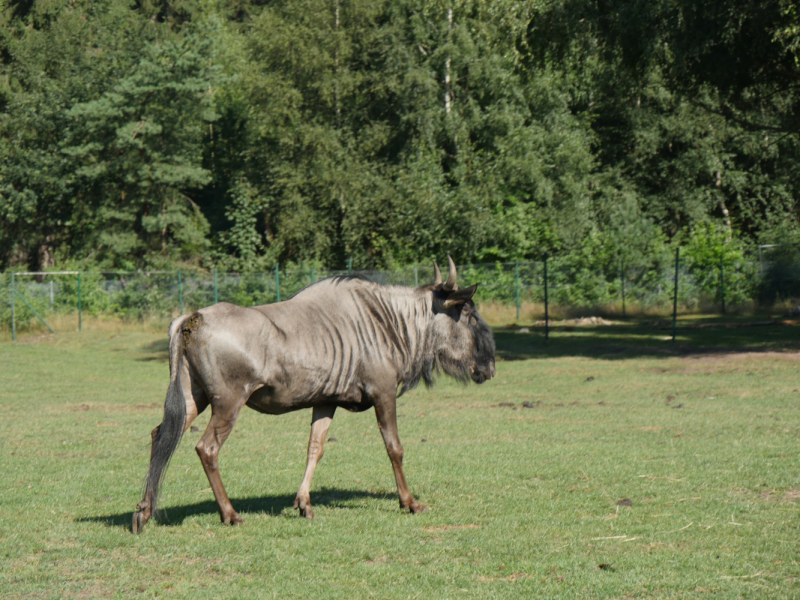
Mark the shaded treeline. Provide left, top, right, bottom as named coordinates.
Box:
left=1, top=0, right=798, bottom=273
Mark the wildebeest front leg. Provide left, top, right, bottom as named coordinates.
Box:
left=374, top=396, right=425, bottom=514
left=196, top=410, right=242, bottom=525
left=294, top=405, right=336, bottom=519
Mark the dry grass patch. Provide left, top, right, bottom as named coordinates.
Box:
left=674, top=350, right=800, bottom=372
left=757, top=488, right=800, bottom=503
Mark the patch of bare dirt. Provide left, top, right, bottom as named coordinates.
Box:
left=653, top=351, right=800, bottom=374
left=758, top=489, right=800, bottom=503
left=533, top=316, right=613, bottom=327
left=687, top=351, right=800, bottom=364
left=16, top=333, right=58, bottom=344
left=734, top=488, right=800, bottom=503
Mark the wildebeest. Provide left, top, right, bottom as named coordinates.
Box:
left=132, top=257, right=496, bottom=533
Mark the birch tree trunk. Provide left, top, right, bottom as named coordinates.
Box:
left=716, top=170, right=732, bottom=242
left=445, top=7, right=452, bottom=114
left=335, top=0, right=341, bottom=125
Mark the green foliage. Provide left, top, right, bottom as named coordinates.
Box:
left=61, top=26, right=218, bottom=268
left=0, top=0, right=798, bottom=275
left=0, top=1, right=216, bottom=270
left=682, top=223, right=756, bottom=306
left=215, top=178, right=272, bottom=271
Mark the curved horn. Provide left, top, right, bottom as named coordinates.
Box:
left=443, top=255, right=457, bottom=291
left=433, top=261, right=442, bottom=286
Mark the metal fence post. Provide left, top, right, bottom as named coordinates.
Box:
left=348, top=257, right=352, bottom=275
left=515, top=261, right=520, bottom=322
left=11, top=272, right=16, bottom=342
left=275, top=265, right=281, bottom=302
left=311, top=268, right=315, bottom=284
left=214, top=268, right=219, bottom=304
left=178, top=271, right=183, bottom=315
left=621, top=263, right=626, bottom=318
left=672, top=247, right=679, bottom=341
left=544, top=254, right=549, bottom=342
left=720, top=256, right=725, bottom=314
left=414, top=265, right=418, bottom=288
left=78, top=272, right=82, bottom=332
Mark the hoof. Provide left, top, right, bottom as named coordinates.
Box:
left=407, top=503, right=427, bottom=515
left=132, top=510, right=148, bottom=534
left=222, top=512, right=243, bottom=526
left=294, top=496, right=314, bottom=519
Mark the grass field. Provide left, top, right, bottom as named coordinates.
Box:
left=1, top=319, right=799, bottom=598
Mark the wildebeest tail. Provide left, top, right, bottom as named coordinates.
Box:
left=144, top=314, right=192, bottom=515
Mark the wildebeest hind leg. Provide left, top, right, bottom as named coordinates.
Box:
left=294, top=405, right=336, bottom=519
left=182, top=386, right=209, bottom=435
left=133, top=364, right=207, bottom=533
left=195, top=407, right=243, bottom=525
left=374, top=397, right=426, bottom=514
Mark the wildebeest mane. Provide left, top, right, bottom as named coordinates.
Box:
left=329, top=274, right=370, bottom=285
left=397, top=354, right=436, bottom=397
left=469, top=303, right=496, bottom=366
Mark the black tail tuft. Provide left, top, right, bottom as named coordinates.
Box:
left=144, top=317, right=190, bottom=516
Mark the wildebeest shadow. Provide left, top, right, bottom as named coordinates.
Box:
left=79, top=488, right=398, bottom=529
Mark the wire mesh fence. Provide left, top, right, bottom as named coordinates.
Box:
left=757, top=244, right=800, bottom=304
left=1, top=250, right=796, bottom=341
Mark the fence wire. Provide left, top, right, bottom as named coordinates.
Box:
left=1, top=254, right=795, bottom=338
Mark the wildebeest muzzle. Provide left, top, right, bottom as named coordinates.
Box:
left=471, top=360, right=496, bottom=384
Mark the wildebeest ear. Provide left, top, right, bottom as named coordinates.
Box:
left=438, top=284, right=477, bottom=309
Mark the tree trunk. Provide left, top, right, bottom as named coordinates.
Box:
left=716, top=170, right=732, bottom=242
left=38, top=235, right=55, bottom=271
left=335, top=0, right=341, bottom=125
left=445, top=8, right=452, bottom=114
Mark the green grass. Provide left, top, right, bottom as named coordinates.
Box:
left=1, top=321, right=799, bottom=598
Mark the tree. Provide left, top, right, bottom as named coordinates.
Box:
left=0, top=1, right=218, bottom=269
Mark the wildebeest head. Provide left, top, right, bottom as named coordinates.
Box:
left=428, top=256, right=496, bottom=384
